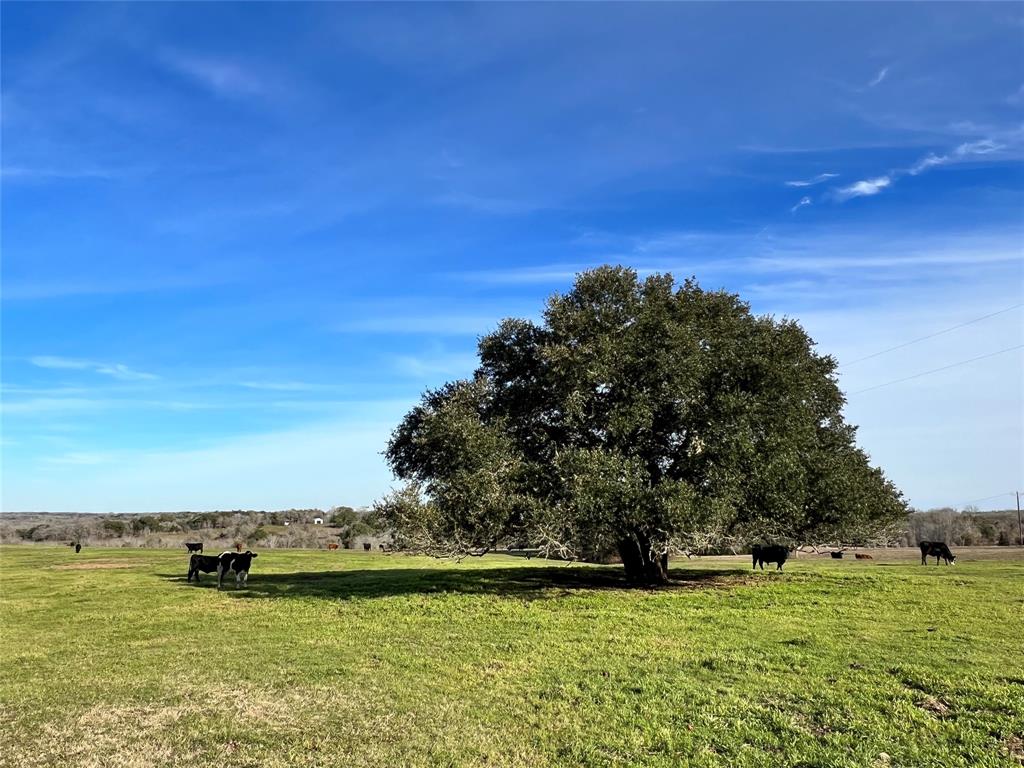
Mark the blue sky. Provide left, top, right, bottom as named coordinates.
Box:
left=2, top=2, right=1022, bottom=513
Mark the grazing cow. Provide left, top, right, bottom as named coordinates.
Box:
left=327, top=543, right=339, bottom=551
left=187, top=553, right=221, bottom=583
left=217, top=550, right=258, bottom=589
left=185, top=542, right=203, bottom=554
left=363, top=542, right=372, bottom=551
left=830, top=551, right=844, bottom=559
left=752, top=544, right=789, bottom=571
left=75, top=543, right=82, bottom=554
left=855, top=553, right=873, bottom=560
left=919, top=541, right=956, bottom=566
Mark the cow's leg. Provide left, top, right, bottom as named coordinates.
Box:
left=217, top=564, right=225, bottom=589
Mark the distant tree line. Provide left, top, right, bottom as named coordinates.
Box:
left=901, top=507, right=1021, bottom=547
left=0, top=506, right=1018, bottom=550
left=0, top=506, right=389, bottom=549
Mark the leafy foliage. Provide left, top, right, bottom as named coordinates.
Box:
left=380, top=267, right=907, bottom=582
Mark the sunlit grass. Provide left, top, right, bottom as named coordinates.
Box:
left=1, top=545, right=1022, bottom=767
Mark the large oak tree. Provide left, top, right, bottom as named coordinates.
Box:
left=378, top=267, right=906, bottom=583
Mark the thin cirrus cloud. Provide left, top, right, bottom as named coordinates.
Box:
left=790, top=196, right=812, bottom=213
left=30, top=356, right=159, bottom=381
left=832, top=138, right=1008, bottom=202
left=784, top=173, right=839, bottom=188
left=238, top=380, right=319, bottom=392
left=161, top=49, right=263, bottom=98
left=866, top=65, right=890, bottom=88
left=833, top=176, right=893, bottom=202
left=908, top=139, right=1005, bottom=176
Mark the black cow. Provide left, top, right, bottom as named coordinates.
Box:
left=919, top=541, right=956, bottom=566
left=187, top=553, right=221, bottom=583
left=752, top=544, right=789, bottom=571
left=217, top=550, right=258, bottom=589
left=74, top=543, right=82, bottom=554
left=185, top=542, right=204, bottom=554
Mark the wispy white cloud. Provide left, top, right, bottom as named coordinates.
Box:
left=867, top=65, right=890, bottom=88
left=162, top=50, right=263, bottom=98
left=3, top=269, right=234, bottom=300
left=30, top=356, right=158, bottom=381
left=784, top=173, right=839, bottom=188
left=42, top=451, right=113, bottom=466
left=0, top=398, right=110, bottom=416
left=3, top=404, right=411, bottom=512
left=433, top=192, right=546, bottom=216
left=456, top=264, right=587, bottom=286
left=0, top=165, right=138, bottom=181
left=393, top=352, right=478, bottom=379
left=239, top=380, right=318, bottom=392
left=454, top=229, right=1023, bottom=288
left=834, top=136, right=1009, bottom=201
left=833, top=175, right=893, bottom=201
left=908, top=153, right=947, bottom=175
left=335, top=310, right=529, bottom=335
left=953, top=138, right=1004, bottom=157
left=790, top=196, right=812, bottom=213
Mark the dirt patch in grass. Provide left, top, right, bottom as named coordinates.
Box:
left=50, top=562, right=137, bottom=570
left=4, top=685, right=337, bottom=768
left=915, top=695, right=952, bottom=718
left=1003, top=734, right=1024, bottom=765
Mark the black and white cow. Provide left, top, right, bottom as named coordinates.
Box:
left=919, top=541, right=956, bottom=566
left=752, top=544, right=789, bottom=571
left=217, top=550, right=258, bottom=589
left=187, top=551, right=258, bottom=588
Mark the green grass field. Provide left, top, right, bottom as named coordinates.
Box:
left=1, top=546, right=1022, bottom=768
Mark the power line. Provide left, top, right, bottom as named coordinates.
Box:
left=957, top=492, right=1017, bottom=507
left=849, top=344, right=1024, bottom=394
left=842, top=302, right=1023, bottom=367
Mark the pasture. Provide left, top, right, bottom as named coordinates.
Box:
left=1, top=546, right=1022, bottom=768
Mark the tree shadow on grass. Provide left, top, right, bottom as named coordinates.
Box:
left=160, top=564, right=750, bottom=601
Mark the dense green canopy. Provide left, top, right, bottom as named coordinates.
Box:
left=378, top=267, right=906, bottom=583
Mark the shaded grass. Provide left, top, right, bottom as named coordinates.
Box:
left=1, top=546, right=1022, bottom=767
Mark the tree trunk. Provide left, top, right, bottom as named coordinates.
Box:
left=617, top=536, right=670, bottom=585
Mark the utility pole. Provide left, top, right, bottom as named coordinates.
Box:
left=1018, top=491, right=1022, bottom=547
